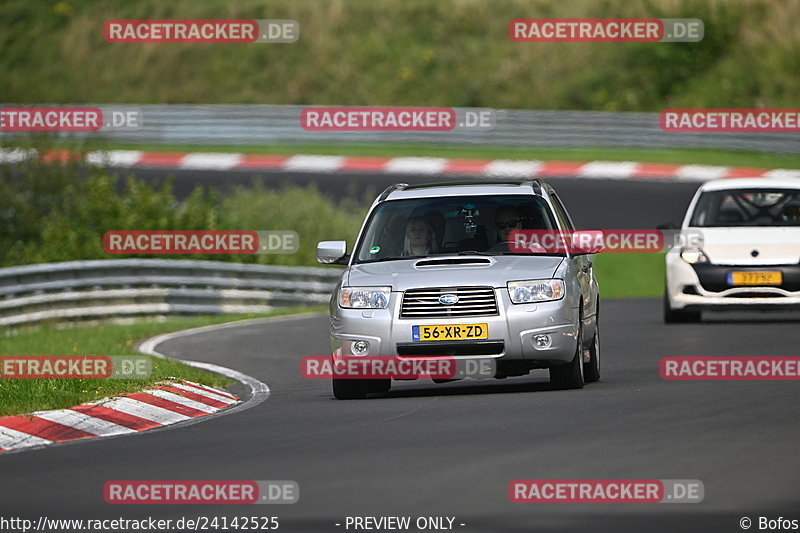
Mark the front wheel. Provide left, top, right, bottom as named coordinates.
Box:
left=550, top=325, right=584, bottom=390
left=583, top=325, right=600, bottom=383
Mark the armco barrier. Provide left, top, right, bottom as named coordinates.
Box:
left=0, top=259, right=340, bottom=327
left=1, top=105, right=798, bottom=154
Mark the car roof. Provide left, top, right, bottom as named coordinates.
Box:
left=699, top=177, right=800, bottom=192
left=382, top=180, right=545, bottom=201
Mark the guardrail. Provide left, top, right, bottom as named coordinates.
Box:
left=1, top=105, right=797, bottom=154
left=0, top=259, right=340, bottom=327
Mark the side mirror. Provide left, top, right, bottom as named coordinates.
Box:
left=657, top=222, right=678, bottom=230
left=317, top=241, right=348, bottom=265
left=570, top=230, right=605, bottom=254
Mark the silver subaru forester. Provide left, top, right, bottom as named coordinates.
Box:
left=317, top=180, right=600, bottom=399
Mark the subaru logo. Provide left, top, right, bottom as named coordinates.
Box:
left=439, top=294, right=459, bottom=305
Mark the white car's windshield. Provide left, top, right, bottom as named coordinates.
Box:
left=689, top=189, right=800, bottom=227
left=353, top=195, right=559, bottom=263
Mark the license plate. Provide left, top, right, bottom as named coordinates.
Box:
left=412, top=323, right=488, bottom=342
left=727, top=271, right=783, bottom=286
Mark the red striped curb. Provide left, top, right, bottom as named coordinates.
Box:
left=0, top=380, right=238, bottom=453
left=2, top=148, right=799, bottom=181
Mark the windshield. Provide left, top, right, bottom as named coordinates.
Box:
left=689, top=189, right=800, bottom=227
left=353, top=194, right=560, bottom=263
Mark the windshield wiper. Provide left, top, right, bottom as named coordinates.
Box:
left=457, top=250, right=492, bottom=256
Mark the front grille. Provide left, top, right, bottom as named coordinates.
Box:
left=400, top=286, right=499, bottom=318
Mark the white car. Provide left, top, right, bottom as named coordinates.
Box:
left=664, top=178, right=800, bottom=322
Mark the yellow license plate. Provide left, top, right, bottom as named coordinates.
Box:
left=727, top=271, right=783, bottom=286
left=412, top=323, right=488, bottom=342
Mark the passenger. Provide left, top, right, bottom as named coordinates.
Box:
left=402, top=216, right=438, bottom=256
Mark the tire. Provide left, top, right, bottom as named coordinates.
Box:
left=332, top=378, right=368, bottom=400
left=369, top=379, right=392, bottom=393
left=583, top=323, right=600, bottom=383
left=663, top=292, right=701, bottom=323
left=550, top=323, right=584, bottom=390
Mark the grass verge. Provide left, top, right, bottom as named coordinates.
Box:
left=0, top=307, right=325, bottom=417
left=593, top=253, right=665, bottom=299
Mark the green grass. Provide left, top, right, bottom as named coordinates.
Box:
left=0, top=307, right=324, bottom=417
left=593, top=253, right=665, bottom=299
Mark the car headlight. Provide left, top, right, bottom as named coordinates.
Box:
left=507, top=279, right=565, bottom=303
left=338, top=286, right=391, bottom=309
left=680, top=247, right=710, bottom=264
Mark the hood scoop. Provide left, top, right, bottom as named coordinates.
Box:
left=414, top=257, right=493, bottom=268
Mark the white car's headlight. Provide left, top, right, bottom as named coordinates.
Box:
left=507, top=279, right=565, bottom=304
left=338, top=286, right=391, bottom=309
left=680, top=247, right=710, bottom=264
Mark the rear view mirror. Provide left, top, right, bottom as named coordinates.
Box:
left=570, top=230, right=605, bottom=254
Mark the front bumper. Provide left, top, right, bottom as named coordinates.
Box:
left=330, top=288, right=579, bottom=364
left=666, top=255, right=800, bottom=311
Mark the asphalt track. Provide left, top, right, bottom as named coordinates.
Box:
left=2, top=170, right=799, bottom=532
left=2, top=304, right=800, bottom=532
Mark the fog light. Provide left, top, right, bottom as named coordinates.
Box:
left=352, top=340, right=369, bottom=355
left=533, top=334, right=551, bottom=349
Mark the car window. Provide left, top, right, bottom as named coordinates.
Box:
left=689, top=189, right=800, bottom=227
left=353, top=194, right=560, bottom=262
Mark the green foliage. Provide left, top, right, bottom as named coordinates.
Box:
left=0, top=146, right=366, bottom=267
left=1, top=0, right=797, bottom=110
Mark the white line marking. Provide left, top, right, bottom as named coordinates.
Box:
left=675, top=165, right=730, bottom=182
left=578, top=161, right=639, bottom=179
left=166, top=382, right=239, bottom=405
left=0, top=148, right=35, bottom=163
left=0, top=426, right=53, bottom=450
left=144, top=389, right=218, bottom=413
left=85, top=150, right=143, bottom=167
left=483, top=160, right=542, bottom=177
left=97, top=397, right=191, bottom=424
left=283, top=155, right=345, bottom=172
left=179, top=152, right=243, bottom=170
left=384, top=157, right=448, bottom=175
left=34, top=410, right=135, bottom=436
left=763, top=169, right=800, bottom=179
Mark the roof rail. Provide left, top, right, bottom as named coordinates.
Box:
left=378, top=183, right=408, bottom=202
left=521, top=179, right=543, bottom=195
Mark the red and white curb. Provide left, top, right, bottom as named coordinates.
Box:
left=0, top=316, right=281, bottom=455
left=2, top=148, right=799, bottom=182
left=0, top=380, right=238, bottom=453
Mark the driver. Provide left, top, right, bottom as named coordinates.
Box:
left=495, top=205, right=523, bottom=244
